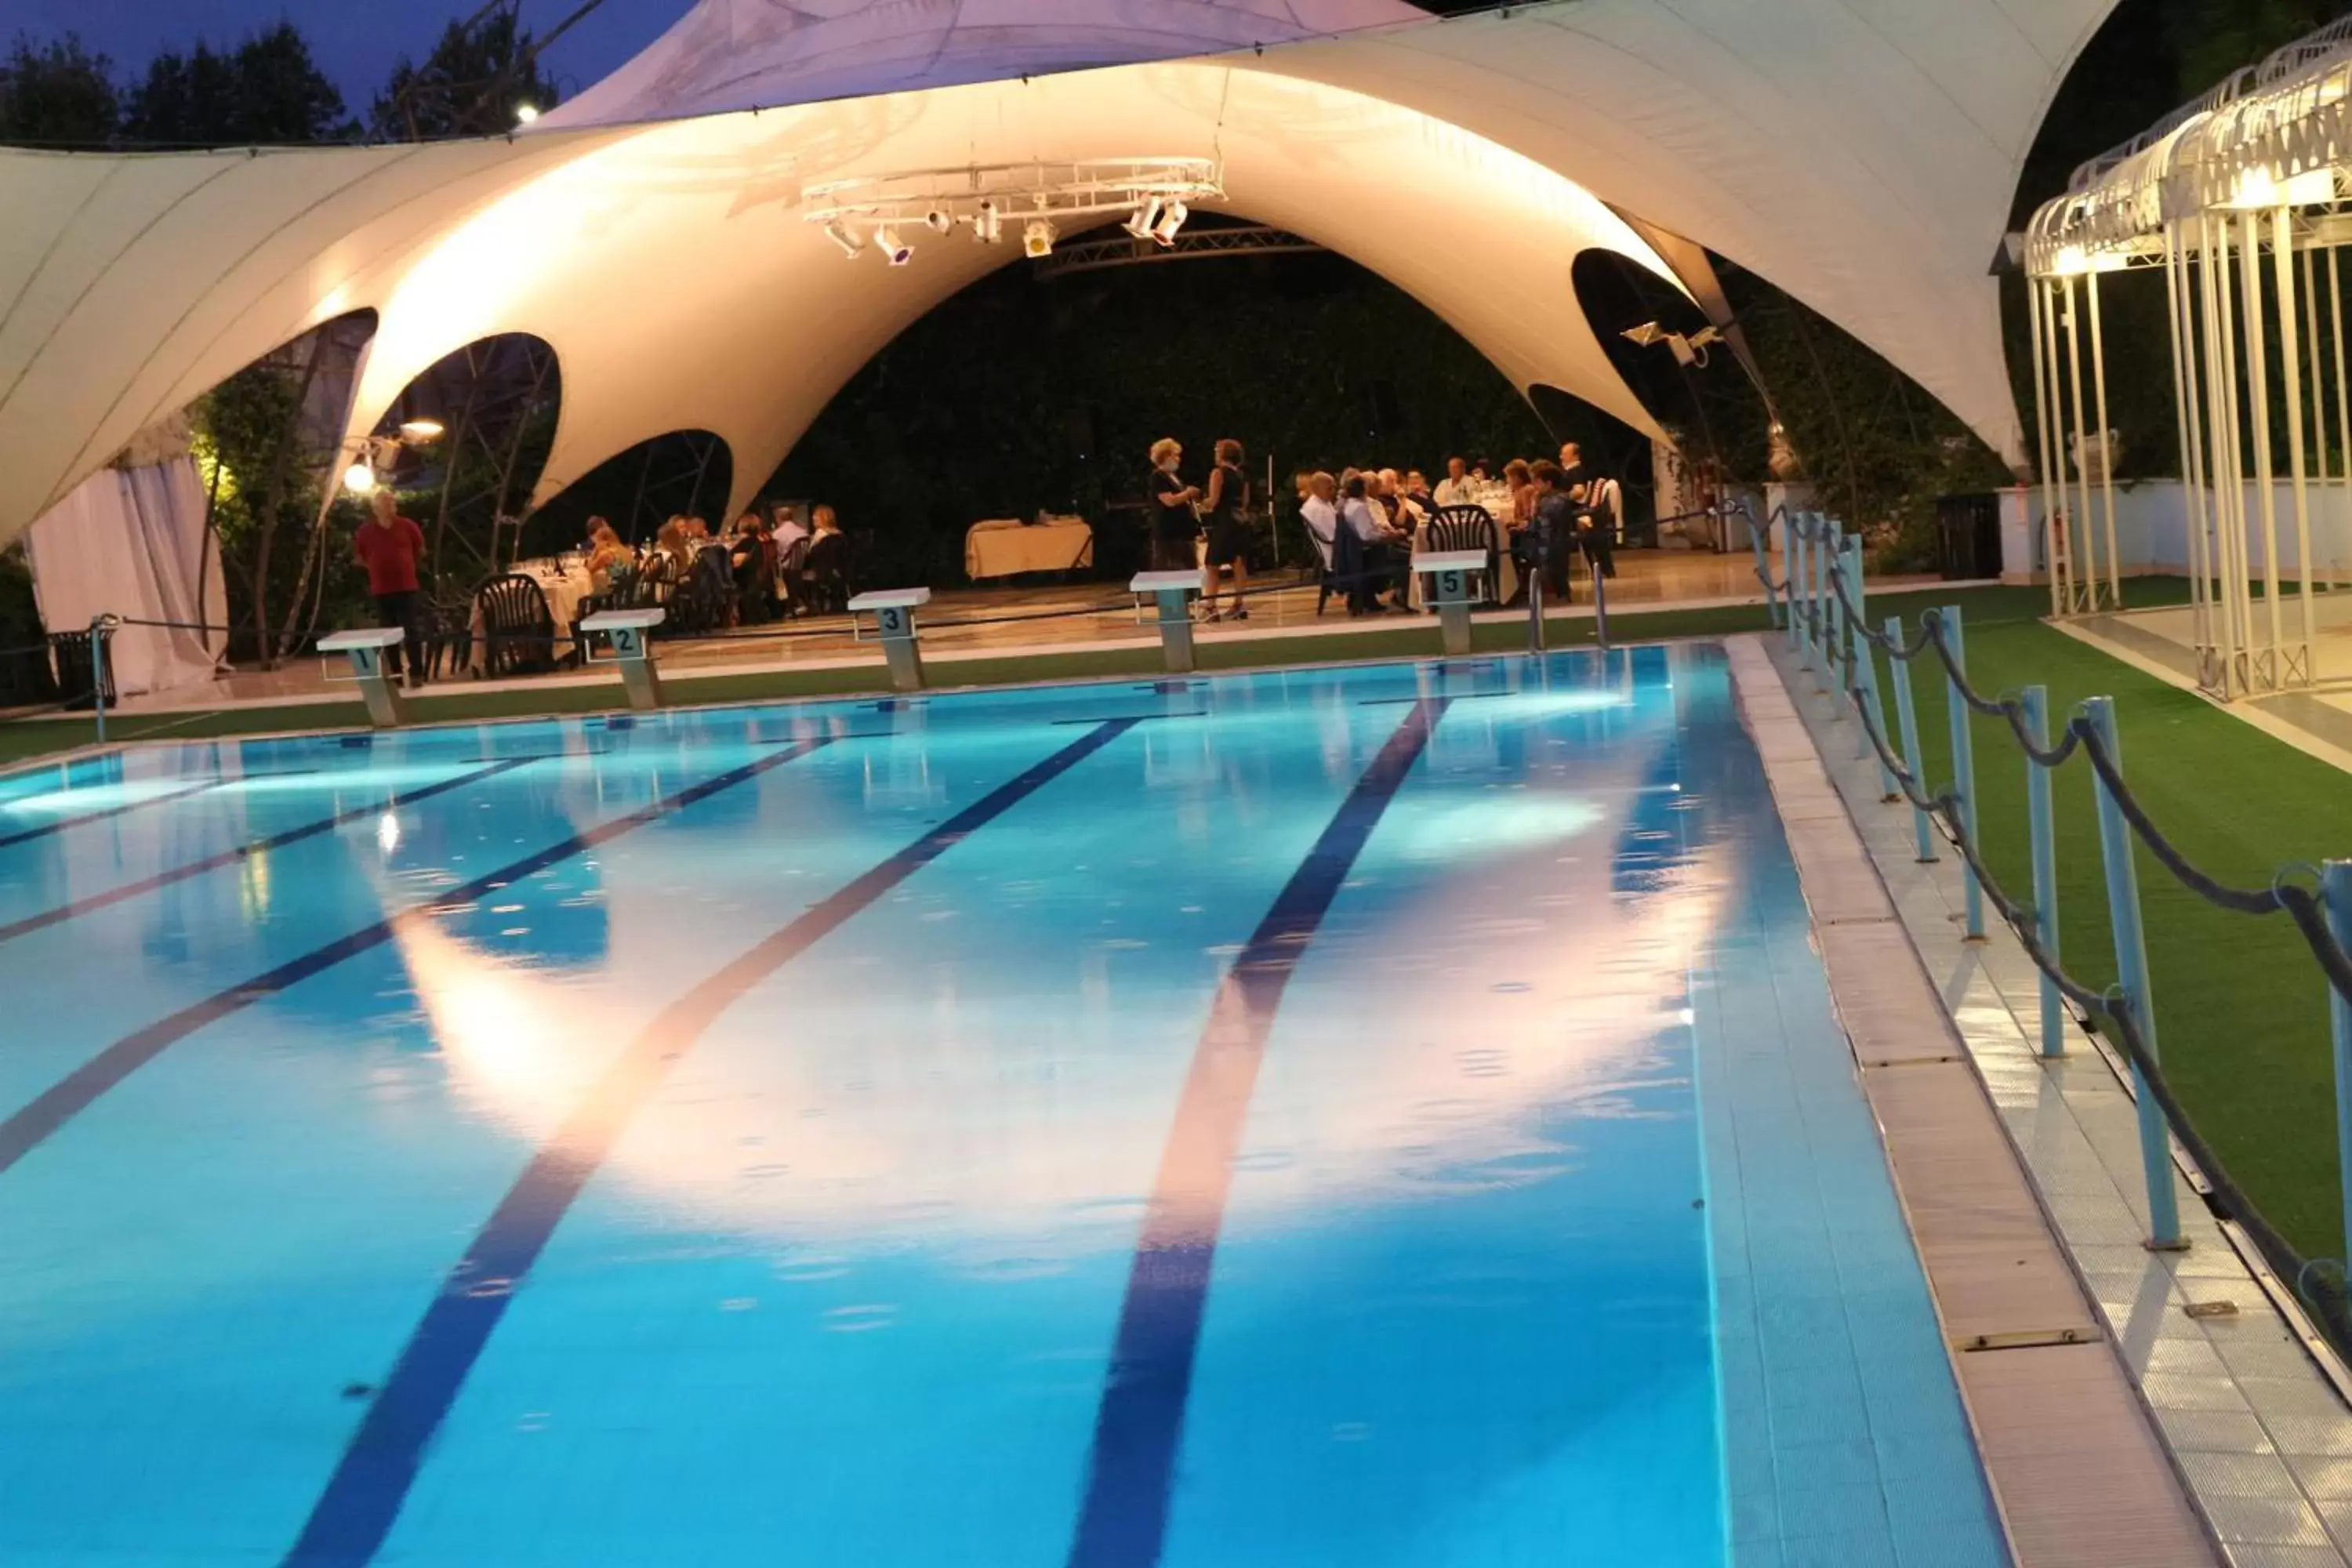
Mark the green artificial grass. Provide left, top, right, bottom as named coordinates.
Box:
left=1839, top=591, right=2352, bottom=1261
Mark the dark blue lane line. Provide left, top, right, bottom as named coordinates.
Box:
left=0, top=757, right=543, bottom=949
left=1051, top=710, right=1206, bottom=725
left=1065, top=696, right=1448, bottom=1568
left=0, top=777, right=227, bottom=851
left=279, top=716, right=1144, bottom=1568
left=0, top=737, right=837, bottom=1178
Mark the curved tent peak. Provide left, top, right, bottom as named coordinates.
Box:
left=542, top=0, right=1432, bottom=128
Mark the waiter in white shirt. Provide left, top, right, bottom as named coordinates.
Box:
left=1433, top=456, right=1479, bottom=510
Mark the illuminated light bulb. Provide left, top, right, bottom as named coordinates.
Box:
left=343, top=462, right=377, bottom=495
left=514, top=103, right=541, bottom=125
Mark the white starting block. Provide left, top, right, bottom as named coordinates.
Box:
left=848, top=587, right=933, bottom=691
left=318, top=627, right=411, bottom=728
left=579, top=608, right=667, bottom=710
left=1130, top=570, right=1204, bottom=673
left=1411, top=550, right=1490, bottom=655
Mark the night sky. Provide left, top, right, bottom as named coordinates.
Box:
left=9, top=0, right=690, bottom=104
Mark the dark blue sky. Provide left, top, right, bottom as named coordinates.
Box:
left=13, top=1, right=690, bottom=106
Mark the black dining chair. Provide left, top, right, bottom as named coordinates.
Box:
left=1422, top=504, right=1502, bottom=604
left=475, top=573, right=557, bottom=677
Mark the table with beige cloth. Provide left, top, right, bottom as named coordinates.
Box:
left=964, top=517, right=1094, bottom=580
left=470, top=557, right=595, bottom=673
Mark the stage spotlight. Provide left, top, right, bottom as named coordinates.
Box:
left=875, top=224, right=913, bottom=265
left=1152, top=198, right=1189, bottom=247
left=924, top=208, right=953, bottom=234
left=1023, top=219, right=1058, bottom=258
left=1123, top=198, right=1163, bottom=241
left=825, top=219, right=866, bottom=260
left=974, top=199, right=1002, bottom=243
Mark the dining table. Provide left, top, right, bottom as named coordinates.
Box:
left=470, top=555, right=597, bottom=673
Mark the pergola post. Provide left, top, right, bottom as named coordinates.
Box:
left=2273, top=204, right=2318, bottom=684
left=2164, top=222, right=2220, bottom=689
left=2027, top=278, right=2060, bottom=619
left=2085, top=267, right=2122, bottom=609
left=2239, top=207, right=2286, bottom=690
left=2062, top=274, right=2098, bottom=611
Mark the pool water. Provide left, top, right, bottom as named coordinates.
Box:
left=0, top=646, right=2003, bottom=1566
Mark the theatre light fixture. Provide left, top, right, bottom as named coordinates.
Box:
left=1152, top=198, right=1189, bottom=247
left=804, top=159, right=1222, bottom=266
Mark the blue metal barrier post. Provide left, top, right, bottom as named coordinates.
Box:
left=1888, top=616, right=1936, bottom=861
left=1940, top=605, right=1984, bottom=939
left=2022, top=685, right=2064, bottom=1057
left=2314, top=860, right=2352, bottom=1279
left=1824, top=519, right=1846, bottom=695
left=2325, top=861, right=2352, bottom=1271
left=2085, top=695, right=2185, bottom=1250
left=89, top=614, right=114, bottom=746
left=1791, top=521, right=1811, bottom=663
left=1751, top=506, right=1784, bottom=631
left=1843, top=539, right=1886, bottom=775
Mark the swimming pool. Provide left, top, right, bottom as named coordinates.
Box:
left=0, top=646, right=2003, bottom=1566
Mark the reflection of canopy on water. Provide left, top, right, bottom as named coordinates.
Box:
left=0, top=0, right=2119, bottom=545
left=389, top=722, right=1720, bottom=1260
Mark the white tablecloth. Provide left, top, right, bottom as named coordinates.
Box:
left=965, top=518, right=1094, bottom=579
left=470, top=559, right=594, bottom=672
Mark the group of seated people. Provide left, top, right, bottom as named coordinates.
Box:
left=579, top=503, right=849, bottom=624
left=1294, top=442, right=1621, bottom=615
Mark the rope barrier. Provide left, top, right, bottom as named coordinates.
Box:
left=1762, top=503, right=2352, bottom=1349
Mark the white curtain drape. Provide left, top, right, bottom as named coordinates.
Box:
left=25, top=458, right=226, bottom=699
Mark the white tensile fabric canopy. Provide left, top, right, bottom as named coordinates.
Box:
left=0, top=0, right=2116, bottom=549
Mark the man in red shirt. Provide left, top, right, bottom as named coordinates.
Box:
left=354, top=492, right=430, bottom=686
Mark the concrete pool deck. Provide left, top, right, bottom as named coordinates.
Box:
left=1740, top=630, right=2352, bottom=1566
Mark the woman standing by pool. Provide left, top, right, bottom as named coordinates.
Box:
left=1199, top=437, right=1250, bottom=622
left=1147, top=437, right=1202, bottom=574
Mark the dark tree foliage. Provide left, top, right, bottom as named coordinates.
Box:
left=121, top=23, right=353, bottom=147
left=0, top=33, right=117, bottom=146
left=372, top=4, right=562, bottom=141
left=762, top=250, right=1555, bottom=585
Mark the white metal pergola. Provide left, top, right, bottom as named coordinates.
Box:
left=2027, top=18, right=2352, bottom=699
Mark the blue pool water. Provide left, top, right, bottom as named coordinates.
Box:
left=0, top=646, right=2002, bottom=1566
